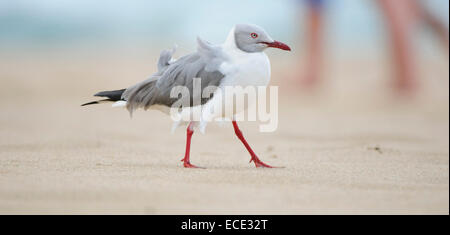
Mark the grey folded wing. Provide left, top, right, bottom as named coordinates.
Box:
left=122, top=38, right=227, bottom=114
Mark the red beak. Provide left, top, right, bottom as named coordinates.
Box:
left=263, top=40, right=291, bottom=51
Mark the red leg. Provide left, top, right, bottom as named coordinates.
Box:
left=180, top=122, right=202, bottom=168
left=232, top=121, right=275, bottom=168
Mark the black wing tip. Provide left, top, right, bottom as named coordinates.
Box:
left=94, top=89, right=126, bottom=102
left=94, top=89, right=126, bottom=96
left=83, top=89, right=126, bottom=107
left=94, top=91, right=106, bottom=97
left=81, top=101, right=99, bottom=106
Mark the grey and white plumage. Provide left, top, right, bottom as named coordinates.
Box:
left=83, top=23, right=290, bottom=132
left=82, top=23, right=291, bottom=168
left=85, top=37, right=227, bottom=114
left=122, top=38, right=226, bottom=115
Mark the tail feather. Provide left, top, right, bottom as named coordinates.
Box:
left=82, top=89, right=125, bottom=106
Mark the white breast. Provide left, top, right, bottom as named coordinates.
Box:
left=219, top=50, right=271, bottom=87
left=171, top=34, right=273, bottom=133
left=194, top=49, right=271, bottom=130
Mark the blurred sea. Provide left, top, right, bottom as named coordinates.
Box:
left=0, top=0, right=448, bottom=51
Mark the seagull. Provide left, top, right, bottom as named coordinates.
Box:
left=82, top=24, right=291, bottom=168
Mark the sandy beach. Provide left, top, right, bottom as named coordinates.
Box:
left=0, top=50, right=448, bottom=214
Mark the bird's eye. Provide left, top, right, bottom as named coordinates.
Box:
left=250, top=33, right=258, bottom=39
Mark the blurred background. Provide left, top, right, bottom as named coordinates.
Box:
left=1, top=0, right=448, bottom=102
left=0, top=0, right=448, bottom=214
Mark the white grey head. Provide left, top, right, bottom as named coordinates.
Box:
left=234, top=24, right=291, bottom=53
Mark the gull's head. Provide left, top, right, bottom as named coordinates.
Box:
left=233, top=23, right=291, bottom=53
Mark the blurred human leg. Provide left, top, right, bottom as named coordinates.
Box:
left=300, top=0, right=325, bottom=88
left=377, top=0, right=419, bottom=92
left=415, top=0, right=449, bottom=52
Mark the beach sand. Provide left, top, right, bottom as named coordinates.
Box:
left=0, top=50, right=448, bottom=214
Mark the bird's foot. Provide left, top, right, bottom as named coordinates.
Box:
left=183, top=162, right=202, bottom=168
left=181, top=159, right=204, bottom=168
left=249, top=157, right=280, bottom=168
